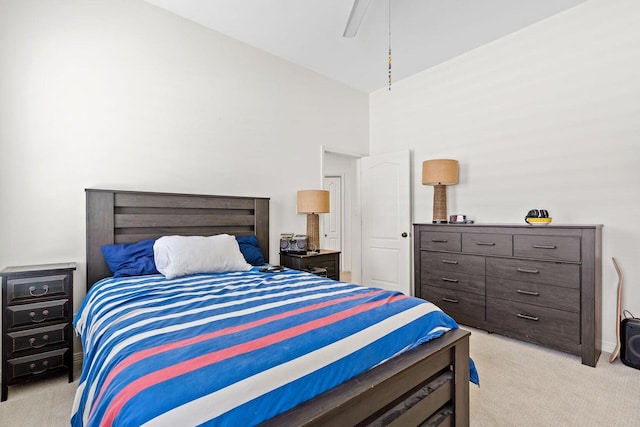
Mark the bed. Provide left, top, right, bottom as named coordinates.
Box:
left=75, top=188, right=475, bottom=426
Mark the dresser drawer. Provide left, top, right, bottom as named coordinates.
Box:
left=423, top=270, right=485, bottom=295
left=486, top=258, right=580, bottom=289
left=6, top=300, right=69, bottom=329
left=462, top=233, right=512, bottom=256
left=422, top=252, right=485, bottom=275
left=421, top=286, right=485, bottom=323
left=487, top=297, right=579, bottom=345
left=487, top=277, right=579, bottom=313
left=6, top=323, right=69, bottom=356
left=6, top=274, right=70, bottom=305
left=419, top=231, right=461, bottom=252
left=514, top=235, right=580, bottom=262
left=6, top=348, right=68, bottom=382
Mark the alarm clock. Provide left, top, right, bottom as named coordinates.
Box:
left=280, top=234, right=308, bottom=254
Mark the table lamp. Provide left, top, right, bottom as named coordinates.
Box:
left=297, top=190, right=330, bottom=251
left=422, top=159, right=459, bottom=224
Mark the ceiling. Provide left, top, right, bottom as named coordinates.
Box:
left=144, top=0, right=588, bottom=93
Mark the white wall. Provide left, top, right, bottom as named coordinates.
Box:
left=370, top=0, right=640, bottom=353
left=0, top=0, right=368, bottom=318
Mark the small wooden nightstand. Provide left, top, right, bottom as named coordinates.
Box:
left=1, top=262, right=76, bottom=402
left=280, top=250, right=341, bottom=280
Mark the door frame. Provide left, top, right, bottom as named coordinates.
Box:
left=321, top=146, right=364, bottom=283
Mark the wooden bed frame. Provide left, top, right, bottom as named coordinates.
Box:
left=85, top=189, right=471, bottom=426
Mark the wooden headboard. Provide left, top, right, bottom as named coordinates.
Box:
left=86, top=189, right=270, bottom=290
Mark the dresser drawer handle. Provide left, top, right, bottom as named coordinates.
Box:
left=28, top=284, right=49, bottom=297
left=532, top=244, right=557, bottom=249
left=516, top=289, right=540, bottom=296
left=441, top=260, right=458, bottom=265
left=28, top=360, right=49, bottom=375
left=442, top=277, right=459, bottom=283
left=475, top=242, right=495, bottom=246
left=516, top=268, right=540, bottom=274
left=28, top=309, right=50, bottom=323
left=28, top=335, right=50, bottom=349
left=431, top=239, right=448, bottom=243
left=517, top=313, right=539, bottom=321
left=441, top=297, right=459, bottom=304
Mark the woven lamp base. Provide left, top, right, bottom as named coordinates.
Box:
left=306, top=213, right=320, bottom=251
left=432, top=185, right=448, bottom=224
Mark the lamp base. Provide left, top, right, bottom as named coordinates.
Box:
left=432, top=184, right=449, bottom=223
left=306, top=213, right=320, bottom=251
left=432, top=220, right=448, bottom=224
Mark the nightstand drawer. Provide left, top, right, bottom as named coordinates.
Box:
left=514, top=235, right=580, bottom=262
left=6, top=300, right=69, bottom=329
left=420, top=231, right=461, bottom=252
left=422, top=252, right=485, bottom=275
left=304, top=259, right=337, bottom=279
left=6, top=274, right=70, bottom=304
left=462, top=233, right=512, bottom=256
left=7, top=323, right=69, bottom=356
left=280, top=250, right=340, bottom=280
left=6, top=348, right=68, bottom=382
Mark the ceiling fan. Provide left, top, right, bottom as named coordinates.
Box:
left=343, top=0, right=373, bottom=37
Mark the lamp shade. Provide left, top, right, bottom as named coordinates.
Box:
left=422, top=159, right=459, bottom=186
left=297, top=190, right=330, bottom=214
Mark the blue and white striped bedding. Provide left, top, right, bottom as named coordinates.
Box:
left=71, top=268, right=469, bottom=427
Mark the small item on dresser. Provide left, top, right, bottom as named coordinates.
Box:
left=525, top=209, right=552, bottom=225
left=449, top=214, right=474, bottom=224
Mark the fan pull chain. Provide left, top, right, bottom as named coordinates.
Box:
left=388, top=0, right=392, bottom=90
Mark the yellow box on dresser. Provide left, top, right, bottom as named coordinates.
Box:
left=413, top=223, right=602, bottom=366
left=1, top=262, right=75, bottom=401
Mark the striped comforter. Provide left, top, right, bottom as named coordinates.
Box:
left=71, top=268, right=462, bottom=426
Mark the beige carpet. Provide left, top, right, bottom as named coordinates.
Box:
left=1, top=329, right=639, bottom=426
left=468, top=327, right=640, bottom=426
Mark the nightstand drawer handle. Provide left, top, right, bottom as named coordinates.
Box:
left=441, top=297, right=459, bottom=304
left=475, top=241, right=495, bottom=246
left=441, top=259, right=458, bottom=265
left=517, top=313, right=539, bottom=321
left=442, top=277, right=459, bottom=283
left=516, top=268, right=539, bottom=274
left=28, top=360, right=49, bottom=375
left=28, top=335, right=49, bottom=349
left=28, top=285, right=49, bottom=297
left=516, top=289, right=540, bottom=296
left=28, top=309, right=49, bottom=323
left=532, top=244, right=557, bottom=249
left=431, top=239, right=448, bottom=243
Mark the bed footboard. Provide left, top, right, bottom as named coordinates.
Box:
left=261, top=328, right=470, bottom=427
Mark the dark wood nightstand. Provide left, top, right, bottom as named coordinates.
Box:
left=280, top=250, right=341, bottom=280
left=1, top=262, right=76, bottom=402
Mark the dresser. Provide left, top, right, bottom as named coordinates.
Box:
left=1, top=263, right=75, bottom=401
left=280, top=250, right=341, bottom=280
left=413, top=224, right=602, bottom=366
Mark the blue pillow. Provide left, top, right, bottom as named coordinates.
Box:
left=235, top=235, right=266, bottom=266
left=101, top=239, right=159, bottom=277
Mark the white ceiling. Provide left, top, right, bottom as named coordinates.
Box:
left=144, top=0, right=588, bottom=93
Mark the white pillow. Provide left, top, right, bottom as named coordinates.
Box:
left=153, top=234, right=252, bottom=279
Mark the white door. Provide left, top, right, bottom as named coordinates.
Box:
left=323, top=176, right=342, bottom=252
left=361, top=150, right=411, bottom=295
